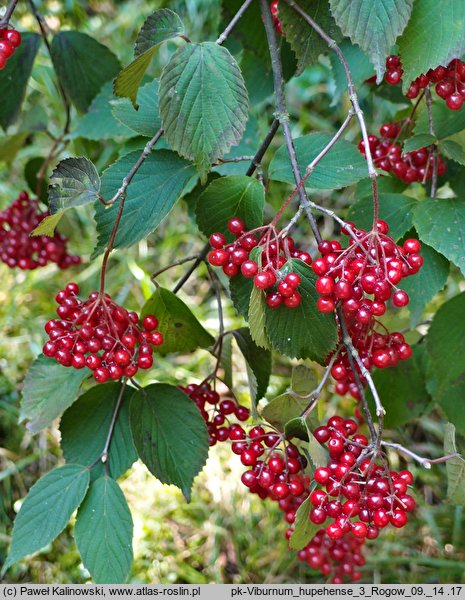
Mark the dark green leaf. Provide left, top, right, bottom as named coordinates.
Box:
left=329, top=41, right=374, bottom=104
left=440, top=140, right=465, bottom=166
left=240, top=53, right=273, bottom=106
left=397, top=0, right=465, bottom=91
left=444, top=424, right=465, bottom=506
left=284, top=416, right=309, bottom=442
left=221, top=0, right=269, bottom=64
left=20, top=355, right=87, bottom=434
left=415, top=101, right=465, bottom=140
left=289, top=497, right=321, bottom=551
left=262, top=393, right=309, bottom=433
left=213, top=116, right=260, bottom=176
left=264, top=260, right=338, bottom=363
left=48, top=157, right=101, bottom=215
left=348, top=193, right=417, bottom=240
left=113, top=51, right=157, bottom=109
left=159, top=42, right=248, bottom=182
left=401, top=242, right=449, bottom=326
left=24, top=157, right=47, bottom=203
left=93, top=150, right=195, bottom=255
left=0, top=33, right=41, bottom=130
left=403, top=133, right=436, bottom=153
left=51, top=31, right=120, bottom=113
left=232, top=328, right=271, bottom=402
left=140, top=288, right=214, bottom=355
left=269, top=133, right=368, bottom=190
left=75, top=477, right=133, bottom=583
left=229, top=273, right=254, bottom=319
left=195, top=175, right=264, bottom=242
left=368, top=346, right=431, bottom=428
left=220, top=335, right=233, bottom=390
left=60, top=383, right=137, bottom=480
left=134, top=9, right=184, bottom=57
left=130, top=384, right=209, bottom=501
left=112, top=80, right=161, bottom=137
left=291, top=365, right=318, bottom=397
left=248, top=286, right=271, bottom=350
left=413, top=198, right=465, bottom=277
left=426, top=293, right=465, bottom=434
left=280, top=0, right=340, bottom=74
left=2, top=465, right=90, bottom=572
left=330, top=0, right=413, bottom=81
left=71, top=81, right=134, bottom=141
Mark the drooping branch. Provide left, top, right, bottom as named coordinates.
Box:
left=216, top=0, right=254, bottom=45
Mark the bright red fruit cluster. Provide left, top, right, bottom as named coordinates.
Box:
left=0, top=27, right=21, bottom=70
left=208, top=217, right=311, bottom=309
left=384, top=55, right=465, bottom=110
left=270, top=0, right=283, bottom=34
left=313, top=222, right=422, bottom=316
left=179, top=382, right=250, bottom=446
left=43, top=284, right=163, bottom=382
left=359, top=125, right=446, bottom=183
left=311, top=417, right=415, bottom=539
left=0, top=191, right=81, bottom=270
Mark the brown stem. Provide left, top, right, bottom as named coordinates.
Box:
left=425, top=87, right=439, bottom=198
left=216, top=0, right=254, bottom=45
left=259, top=0, right=322, bottom=243
left=99, top=129, right=163, bottom=294
left=0, top=0, right=19, bottom=28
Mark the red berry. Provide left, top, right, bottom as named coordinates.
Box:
left=4, top=29, right=21, bottom=48
left=209, top=232, right=226, bottom=248
left=241, top=260, right=258, bottom=278
left=392, top=290, right=409, bottom=307
left=228, top=217, right=245, bottom=235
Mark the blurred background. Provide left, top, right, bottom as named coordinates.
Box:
left=1, top=0, right=464, bottom=585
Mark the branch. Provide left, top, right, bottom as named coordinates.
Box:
left=259, top=0, right=321, bottom=243
left=284, top=0, right=379, bottom=227
left=216, top=0, right=254, bottom=45
left=0, top=0, right=19, bottom=28
left=425, top=87, right=439, bottom=198
left=382, top=441, right=463, bottom=470
left=99, top=128, right=164, bottom=294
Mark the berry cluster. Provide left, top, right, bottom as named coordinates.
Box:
left=310, top=417, right=415, bottom=540
left=384, top=55, right=465, bottom=110
left=0, top=27, right=21, bottom=70
left=359, top=126, right=446, bottom=183
left=179, top=382, right=250, bottom=446
left=43, top=284, right=163, bottom=382
left=208, top=217, right=311, bottom=309
left=296, top=530, right=365, bottom=583
left=270, top=0, right=282, bottom=35
left=313, top=222, right=422, bottom=316
left=0, top=191, right=81, bottom=270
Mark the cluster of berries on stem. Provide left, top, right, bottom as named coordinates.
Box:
left=270, top=1, right=282, bottom=35
left=208, top=217, right=311, bottom=309
left=179, top=381, right=250, bottom=446
left=0, top=27, right=21, bottom=70
left=0, top=191, right=81, bottom=270
left=359, top=123, right=446, bottom=183
left=43, top=284, right=163, bottom=383
left=384, top=55, right=465, bottom=110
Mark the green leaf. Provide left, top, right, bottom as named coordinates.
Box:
left=75, top=477, right=133, bottom=583
left=135, top=9, right=184, bottom=56
left=403, top=133, right=436, bottom=153
left=397, top=0, right=465, bottom=91
left=113, top=52, right=156, bottom=109
left=220, top=335, right=233, bottom=390
left=289, top=497, right=321, bottom=551
left=444, top=424, right=465, bottom=506
left=2, top=465, right=90, bottom=572
left=269, top=133, right=368, bottom=190
left=426, top=293, right=465, bottom=435
left=71, top=81, right=134, bottom=141
left=415, top=101, right=465, bottom=140
left=229, top=273, right=254, bottom=319
left=93, top=150, right=195, bottom=255
left=291, top=365, right=318, bottom=397
left=195, top=175, right=265, bottom=242
left=31, top=212, right=64, bottom=237
left=413, top=198, right=465, bottom=277
left=20, top=355, right=87, bottom=434
left=60, top=383, right=137, bottom=480
left=48, top=157, right=101, bottom=215
left=440, top=140, right=465, bottom=166
left=261, top=393, right=310, bottom=433
left=140, top=288, right=214, bottom=355
left=213, top=116, right=260, bottom=177
left=112, top=80, right=161, bottom=137
left=368, top=346, right=431, bottom=428
left=0, top=33, right=41, bottom=130
left=232, top=328, right=271, bottom=402
left=221, top=1, right=269, bottom=64
left=240, top=53, right=273, bottom=106
left=348, top=193, right=417, bottom=240
left=280, top=0, right=340, bottom=74
left=248, top=286, right=271, bottom=350
left=130, top=384, right=209, bottom=501
left=51, top=31, right=120, bottom=114
left=401, top=242, right=449, bottom=326
left=284, top=416, right=309, bottom=442
left=330, top=0, right=413, bottom=81
left=264, top=260, right=338, bottom=363
left=329, top=41, right=374, bottom=104
left=159, top=42, right=248, bottom=182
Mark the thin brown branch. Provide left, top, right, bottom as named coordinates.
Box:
left=425, top=87, right=439, bottom=198
left=216, top=0, right=254, bottom=45
left=0, top=0, right=19, bottom=28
